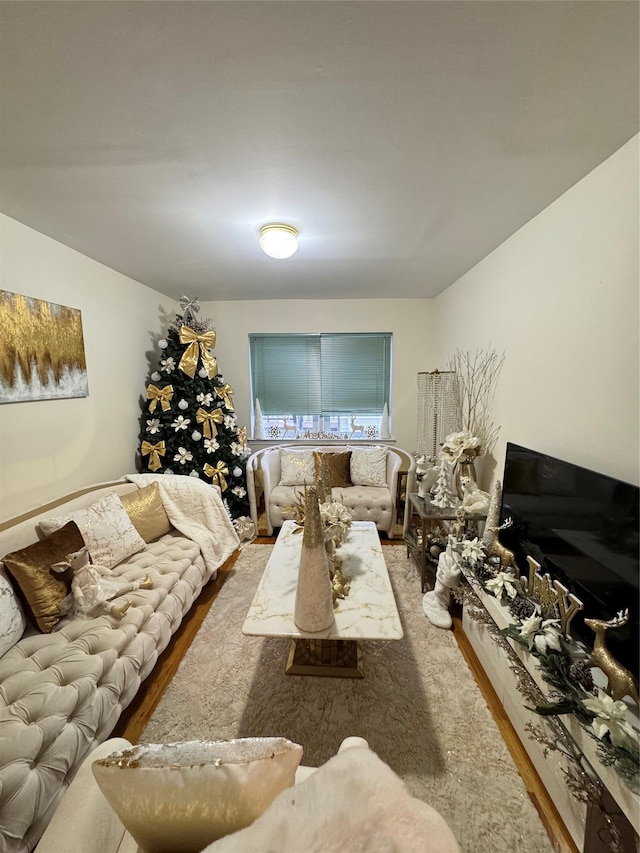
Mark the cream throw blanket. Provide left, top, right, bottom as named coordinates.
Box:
left=126, top=474, right=239, bottom=576
left=204, top=744, right=461, bottom=853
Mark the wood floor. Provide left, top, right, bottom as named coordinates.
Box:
left=113, top=537, right=577, bottom=853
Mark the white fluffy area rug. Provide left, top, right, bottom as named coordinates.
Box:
left=141, top=545, right=553, bottom=853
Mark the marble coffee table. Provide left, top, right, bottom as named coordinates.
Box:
left=242, top=520, right=403, bottom=678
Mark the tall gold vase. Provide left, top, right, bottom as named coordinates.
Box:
left=294, top=487, right=335, bottom=633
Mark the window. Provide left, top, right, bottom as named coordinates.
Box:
left=249, top=333, right=392, bottom=438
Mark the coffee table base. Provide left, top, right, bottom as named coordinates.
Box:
left=285, top=639, right=365, bottom=679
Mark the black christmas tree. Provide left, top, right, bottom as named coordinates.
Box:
left=137, top=296, right=252, bottom=531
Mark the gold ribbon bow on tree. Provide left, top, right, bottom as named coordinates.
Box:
left=147, top=384, right=174, bottom=412
left=141, top=440, right=166, bottom=472
left=204, top=460, right=229, bottom=491
left=178, top=325, right=218, bottom=379
left=215, top=383, right=234, bottom=411
left=196, top=407, right=224, bottom=438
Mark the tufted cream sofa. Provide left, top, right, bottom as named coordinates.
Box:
left=246, top=444, right=415, bottom=539
left=0, top=478, right=238, bottom=853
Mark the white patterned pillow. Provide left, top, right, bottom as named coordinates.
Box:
left=279, top=450, right=316, bottom=486
left=39, top=492, right=146, bottom=569
left=350, top=447, right=388, bottom=487
left=0, top=571, right=26, bottom=656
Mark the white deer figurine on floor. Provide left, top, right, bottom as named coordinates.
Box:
left=350, top=415, right=364, bottom=438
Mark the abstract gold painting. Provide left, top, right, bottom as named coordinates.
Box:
left=0, top=290, right=89, bottom=403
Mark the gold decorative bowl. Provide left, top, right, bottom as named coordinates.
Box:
left=92, top=738, right=303, bottom=853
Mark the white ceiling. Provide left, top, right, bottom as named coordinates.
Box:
left=0, top=1, right=638, bottom=302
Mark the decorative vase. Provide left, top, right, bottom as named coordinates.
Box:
left=294, top=487, right=335, bottom=632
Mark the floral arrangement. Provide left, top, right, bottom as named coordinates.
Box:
left=448, top=347, right=505, bottom=457
left=454, top=537, right=639, bottom=790
left=288, top=489, right=352, bottom=551
left=439, top=430, right=481, bottom=463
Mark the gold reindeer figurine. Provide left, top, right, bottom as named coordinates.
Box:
left=486, top=517, right=519, bottom=575
left=584, top=610, right=639, bottom=705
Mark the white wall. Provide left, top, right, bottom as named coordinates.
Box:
left=433, top=135, right=639, bottom=488
left=0, top=215, right=176, bottom=521
left=200, top=298, right=436, bottom=453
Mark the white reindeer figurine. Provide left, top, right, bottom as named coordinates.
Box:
left=282, top=416, right=298, bottom=438
left=585, top=610, right=639, bottom=705
left=349, top=415, right=364, bottom=438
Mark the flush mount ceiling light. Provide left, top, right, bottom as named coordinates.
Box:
left=259, top=223, right=298, bottom=259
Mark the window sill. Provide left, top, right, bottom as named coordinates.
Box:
left=248, top=438, right=397, bottom=451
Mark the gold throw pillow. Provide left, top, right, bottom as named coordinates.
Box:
left=2, top=521, right=84, bottom=633
left=313, top=451, right=353, bottom=490
left=119, top=482, right=172, bottom=543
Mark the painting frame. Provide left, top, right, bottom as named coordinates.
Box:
left=0, top=290, right=89, bottom=404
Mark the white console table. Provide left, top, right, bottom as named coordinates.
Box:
left=460, top=568, right=639, bottom=853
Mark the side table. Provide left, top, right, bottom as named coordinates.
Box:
left=403, top=492, right=486, bottom=592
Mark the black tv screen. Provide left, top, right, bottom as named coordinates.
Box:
left=499, top=443, right=639, bottom=680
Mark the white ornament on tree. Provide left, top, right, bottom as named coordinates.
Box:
left=151, top=371, right=161, bottom=382
left=198, top=368, right=208, bottom=379
left=158, top=339, right=168, bottom=349
left=233, top=467, right=242, bottom=477
left=178, top=399, right=189, bottom=410
left=189, top=470, right=200, bottom=478
left=191, top=431, right=202, bottom=442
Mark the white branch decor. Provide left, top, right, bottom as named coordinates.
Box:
left=448, top=347, right=505, bottom=456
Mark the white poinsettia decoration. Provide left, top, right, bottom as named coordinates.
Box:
left=458, top=537, right=485, bottom=566
left=204, top=437, right=219, bottom=454
left=230, top=441, right=244, bottom=457
left=320, top=500, right=352, bottom=547
left=146, top=418, right=160, bottom=434
left=231, top=485, right=247, bottom=499
left=485, top=571, right=520, bottom=601
left=197, top=392, right=213, bottom=406
left=582, top=689, right=637, bottom=748
left=161, top=356, right=175, bottom=373
left=171, top=415, right=191, bottom=432
left=517, top=614, right=563, bottom=654
left=440, top=430, right=481, bottom=463
left=173, top=447, right=193, bottom=465
left=224, top=414, right=237, bottom=429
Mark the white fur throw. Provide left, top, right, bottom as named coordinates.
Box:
left=204, top=745, right=460, bottom=852
left=126, top=474, right=239, bottom=576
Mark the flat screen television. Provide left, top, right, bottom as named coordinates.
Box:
left=499, top=443, right=639, bottom=680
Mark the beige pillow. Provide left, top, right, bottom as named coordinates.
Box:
left=119, top=482, right=172, bottom=543
left=39, top=492, right=146, bottom=569
left=279, top=449, right=315, bottom=486
left=350, top=447, right=388, bottom=487
left=314, top=451, right=352, bottom=489
left=2, top=521, right=84, bottom=632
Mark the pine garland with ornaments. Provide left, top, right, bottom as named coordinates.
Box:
left=137, top=297, right=252, bottom=530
